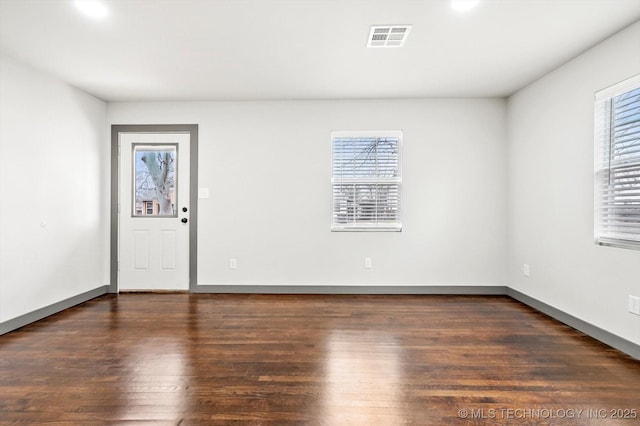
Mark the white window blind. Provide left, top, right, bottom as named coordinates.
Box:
left=595, top=74, right=640, bottom=249
left=331, top=131, right=402, bottom=231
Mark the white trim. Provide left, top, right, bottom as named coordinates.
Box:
left=594, top=73, right=640, bottom=101
left=596, top=238, right=640, bottom=251
left=331, top=130, right=403, bottom=139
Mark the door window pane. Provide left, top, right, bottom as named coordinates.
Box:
left=133, top=144, right=177, bottom=217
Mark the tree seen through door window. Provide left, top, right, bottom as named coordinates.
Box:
left=133, top=145, right=177, bottom=217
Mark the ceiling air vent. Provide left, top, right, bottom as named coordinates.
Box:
left=367, top=25, right=412, bottom=48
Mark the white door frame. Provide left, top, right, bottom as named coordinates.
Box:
left=110, top=124, right=198, bottom=293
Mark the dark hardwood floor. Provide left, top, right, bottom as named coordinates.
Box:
left=1, top=294, right=639, bottom=425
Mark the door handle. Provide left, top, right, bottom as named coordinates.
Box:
left=181, top=218, right=188, bottom=223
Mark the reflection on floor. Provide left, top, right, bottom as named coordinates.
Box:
left=1, top=293, right=639, bottom=424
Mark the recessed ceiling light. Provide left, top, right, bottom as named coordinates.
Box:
left=451, top=0, right=480, bottom=13
left=367, top=25, right=412, bottom=48
left=74, top=0, right=108, bottom=19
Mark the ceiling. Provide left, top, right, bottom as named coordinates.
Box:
left=1, top=0, right=639, bottom=102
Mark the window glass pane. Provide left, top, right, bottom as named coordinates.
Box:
left=333, top=137, right=399, bottom=179
left=595, top=79, right=640, bottom=248
left=331, top=132, right=402, bottom=231
left=133, top=144, right=177, bottom=217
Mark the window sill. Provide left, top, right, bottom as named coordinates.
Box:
left=331, top=226, right=402, bottom=232
left=596, top=238, right=640, bottom=251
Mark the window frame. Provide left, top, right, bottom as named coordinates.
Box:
left=330, top=130, right=402, bottom=232
left=594, top=74, right=640, bottom=250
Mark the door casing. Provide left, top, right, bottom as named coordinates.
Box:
left=110, top=124, right=198, bottom=293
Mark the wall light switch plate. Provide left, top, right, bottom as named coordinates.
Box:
left=523, top=264, right=530, bottom=277
left=198, top=187, right=210, bottom=199
left=229, top=258, right=237, bottom=270
left=629, top=295, right=640, bottom=315
left=364, top=257, right=372, bottom=269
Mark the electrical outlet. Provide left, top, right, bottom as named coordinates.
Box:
left=523, top=264, right=530, bottom=277
left=364, top=257, right=372, bottom=269
left=229, top=258, right=237, bottom=270
left=629, top=295, right=640, bottom=316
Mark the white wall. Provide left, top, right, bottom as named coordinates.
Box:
left=507, top=21, right=640, bottom=344
left=2, top=18, right=638, bottom=351
left=109, top=98, right=507, bottom=287
left=0, top=53, right=108, bottom=322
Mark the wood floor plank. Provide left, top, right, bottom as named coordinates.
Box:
left=1, top=294, right=639, bottom=425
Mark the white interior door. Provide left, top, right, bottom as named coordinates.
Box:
left=119, top=132, right=190, bottom=291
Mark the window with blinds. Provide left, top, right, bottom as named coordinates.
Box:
left=331, top=131, right=402, bottom=231
left=594, top=74, right=640, bottom=250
